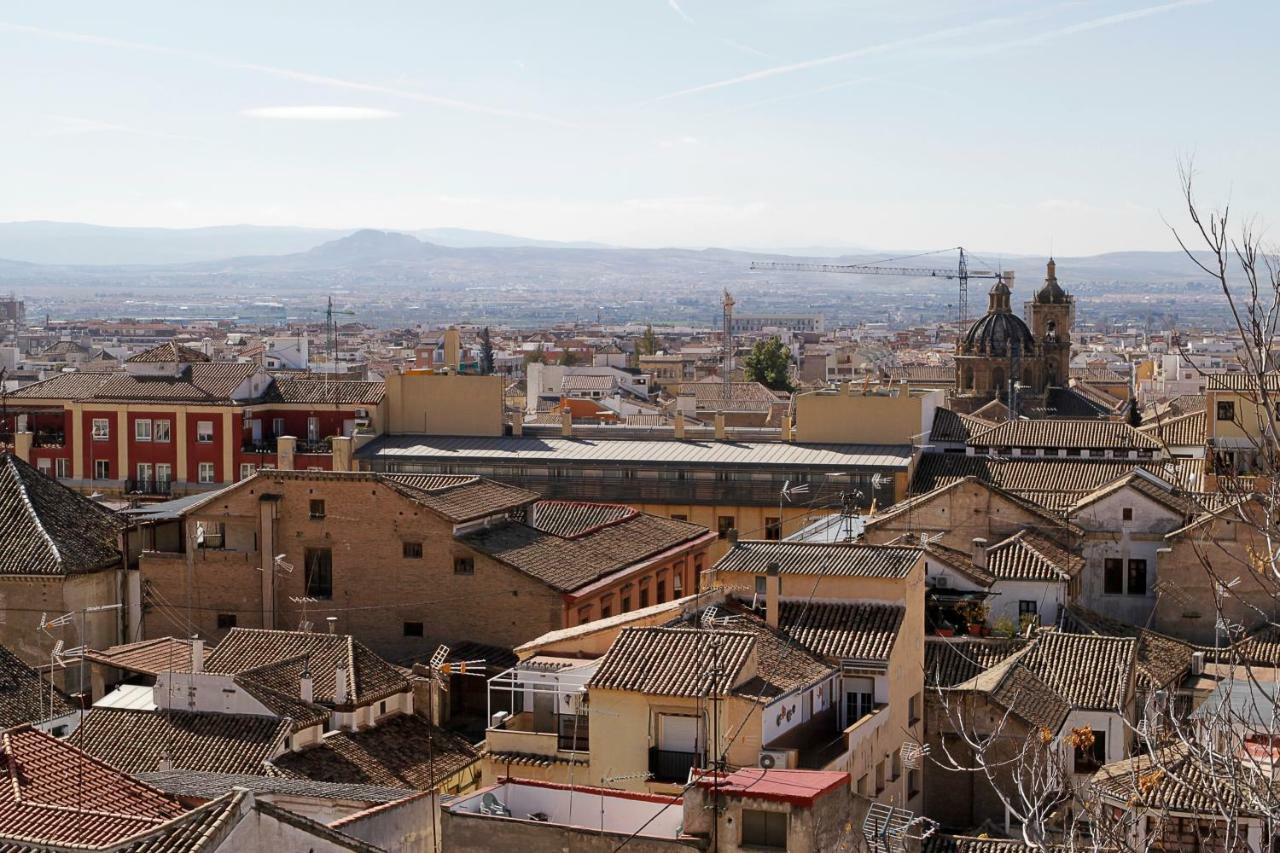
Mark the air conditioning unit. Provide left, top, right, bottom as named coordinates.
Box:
left=1190, top=650, right=1205, bottom=676
left=933, top=576, right=949, bottom=588
left=490, top=711, right=510, bottom=729
left=758, top=749, right=791, bottom=770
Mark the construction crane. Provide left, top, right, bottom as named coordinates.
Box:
left=749, top=247, right=1002, bottom=337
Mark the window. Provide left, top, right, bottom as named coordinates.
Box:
left=307, top=416, right=320, bottom=441
left=239, top=463, right=256, bottom=480
left=1074, top=730, right=1106, bottom=773
left=1019, top=600, right=1037, bottom=618
left=403, top=541, right=423, bottom=559
left=908, top=692, right=920, bottom=726
left=577, top=606, right=593, bottom=624
left=92, top=418, right=110, bottom=440
left=156, top=463, right=171, bottom=485
left=309, top=499, right=326, bottom=519
left=907, top=768, right=920, bottom=798
left=876, top=760, right=886, bottom=793
left=670, top=513, right=688, bottom=522
left=1104, top=558, right=1124, bottom=594
left=136, top=463, right=152, bottom=484
left=717, top=516, right=735, bottom=539
left=764, top=517, right=782, bottom=541
left=1128, top=559, right=1148, bottom=596
left=741, top=810, right=786, bottom=850
left=755, top=575, right=767, bottom=599
left=55, top=458, right=70, bottom=479
left=1088, top=449, right=1106, bottom=458
left=672, top=572, right=683, bottom=598
left=154, top=420, right=171, bottom=442
left=36, top=458, right=51, bottom=476
left=403, top=621, right=424, bottom=637
left=94, top=459, right=110, bottom=479
left=656, top=578, right=666, bottom=603
left=600, top=599, right=612, bottom=619
left=272, top=417, right=285, bottom=437
left=1122, top=506, right=1133, bottom=521
left=454, top=556, right=474, bottom=575
left=135, top=419, right=152, bottom=442
left=196, top=420, right=214, bottom=443
left=217, top=613, right=237, bottom=630
left=1217, top=400, right=1236, bottom=421
left=621, top=593, right=632, bottom=612
left=891, top=749, right=902, bottom=781
left=639, top=584, right=650, bottom=609
left=304, top=548, right=333, bottom=599
left=197, top=462, right=215, bottom=483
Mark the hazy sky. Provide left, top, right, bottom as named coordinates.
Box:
left=1, top=1, right=1273, bottom=254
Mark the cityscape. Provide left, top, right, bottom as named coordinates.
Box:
left=2, top=2, right=1280, bottom=852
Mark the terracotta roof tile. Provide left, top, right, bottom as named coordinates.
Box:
left=83, top=638, right=200, bottom=677
left=384, top=474, right=539, bottom=524
left=1138, top=409, right=1205, bottom=447
left=929, top=408, right=994, bottom=443
left=925, top=637, right=1027, bottom=688
left=589, top=627, right=756, bottom=697
left=714, top=541, right=921, bottom=579
left=0, top=645, right=74, bottom=728
left=968, top=419, right=1161, bottom=450
left=776, top=600, right=904, bottom=663
left=73, top=708, right=289, bottom=775
left=266, top=377, right=386, bottom=405
left=1019, top=631, right=1136, bottom=710
left=0, top=454, right=121, bottom=577
left=125, top=343, right=211, bottom=364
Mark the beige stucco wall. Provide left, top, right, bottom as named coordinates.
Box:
left=793, top=387, right=941, bottom=445
left=385, top=373, right=505, bottom=436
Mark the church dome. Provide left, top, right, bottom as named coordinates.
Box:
left=1034, top=258, right=1070, bottom=304
left=962, top=275, right=1035, bottom=356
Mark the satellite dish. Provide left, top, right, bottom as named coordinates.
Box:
left=758, top=752, right=777, bottom=769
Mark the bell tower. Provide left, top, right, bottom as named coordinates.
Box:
left=1028, top=258, right=1074, bottom=388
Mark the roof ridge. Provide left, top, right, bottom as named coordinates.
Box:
left=5, top=456, right=60, bottom=571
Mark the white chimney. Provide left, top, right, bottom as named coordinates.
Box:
left=972, top=538, right=988, bottom=570
left=190, top=637, right=204, bottom=673
left=300, top=669, right=314, bottom=704
left=765, top=562, right=781, bottom=630
left=334, top=666, right=349, bottom=706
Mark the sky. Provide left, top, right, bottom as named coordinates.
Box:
left=0, top=0, right=1275, bottom=255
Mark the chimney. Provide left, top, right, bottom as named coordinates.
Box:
left=190, top=637, right=203, bottom=673
left=512, top=417, right=524, bottom=437
left=326, top=616, right=337, bottom=634
left=300, top=668, right=314, bottom=704
left=714, top=412, right=726, bottom=440
left=765, top=562, right=781, bottom=630
left=443, top=327, right=461, bottom=371
left=560, top=407, right=573, bottom=437
left=972, top=538, right=988, bottom=570
left=673, top=411, right=685, bottom=440
left=727, top=528, right=740, bottom=548
left=334, top=666, right=349, bottom=706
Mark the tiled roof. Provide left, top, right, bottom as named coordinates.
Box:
left=125, top=342, right=211, bottom=363
left=713, top=541, right=921, bottom=579
left=683, top=382, right=780, bottom=406
left=968, top=419, right=1161, bottom=450
left=267, top=377, right=386, bottom=405
left=0, top=644, right=75, bottom=728
left=384, top=474, right=539, bottom=523
left=203, top=629, right=409, bottom=708
left=83, top=638, right=201, bottom=676
left=1070, top=366, right=1129, bottom=384
left=73, top=708, right=289, bottom=775
left=136, top=769, right=410, bottom=804
left=929, top=408, right=994, bottom=443
left=561, top=374, right=617, bottom=392
left=268, top=713, right=479, bottom=790
left=0, top=453, right=122, bottom=576
left=1043, top=386, right=1115, bottom=419
left=1138, top=409, right=1205, bottom=447
left=0, top=726, right=186, bottom=848
left=460, top=511, right=710, bottom=593
left=1092, top=742, right=1274, bottom=816
left=1060, top=605, right=1192, bottom=692
left=8, top=371, right=112, bottom=400
left=924, top=638, right=1027, bottom=688
left=38, top=339, right=92, bottom=358
left=988, top=662, right=1070, bottom=732
left=985, top=530, right=1081, bottom=582
left=530, top=501, right=636, bottom=537
left=910, top=453, right=1203, bottom=503
left=920, top=540, right=994, bottom=586
left=925, top=834, right=1055, bottom=852
left=886, top=365, right=955, bottom=384
left=1019, top=631, right=1136, bottom=711
left=1068, top=470, right=1196, bottom=517
left=590, top=627, right=756, bottom=697
left=775, top=600, right=903, bottom=663
left=868, top=476, right=1080, bottom=537
left=233, top=659, right=331, bottom=729
left=92, top=363, right=260, bottom=403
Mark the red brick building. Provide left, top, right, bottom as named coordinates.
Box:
left=8, top=342, right=385, bottom=497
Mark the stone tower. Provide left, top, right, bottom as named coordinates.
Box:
left=1027, top=258, right=1074, bottom=388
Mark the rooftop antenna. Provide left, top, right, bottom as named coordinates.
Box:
left=417, top=644, right=486, bottom=853
left=289, top=596, right=317, bottom=633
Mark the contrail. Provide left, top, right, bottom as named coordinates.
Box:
left=668, top=0, right=695, bottom=25
left=0, top=20, right=574, bottom=127
left=652, top=0, right=1209, bottom=103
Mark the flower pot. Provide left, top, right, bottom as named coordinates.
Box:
left=935, top=627, right=956, bottom=637
left=967, top=624, right=986, bottom=637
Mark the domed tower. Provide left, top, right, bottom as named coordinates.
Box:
left=954, top=272, right=1037, bottom=401
left=1027, top=258, right=1074, bottom=388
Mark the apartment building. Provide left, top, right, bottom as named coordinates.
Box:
left=9, top=342, right=385, bottom=497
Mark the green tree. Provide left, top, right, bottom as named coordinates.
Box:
left=639, top=325, right=659, bottom=356
left=479, top=327, right=495, bottom=375
left=559, top=348, right=581, bottom=366
left=742, top=337, right=794, bottom=392
left=525, top=343, right=546, bottom=364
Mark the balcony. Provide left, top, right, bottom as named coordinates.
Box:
left=33, top=431, right=66, bottom=449
left=241, top=437, right=279, bottom=453
left=298, top=438, right=332, bottom=454
left=125, top=479, right=173, bottom=497
left=648, top=748, right=701, bottom=784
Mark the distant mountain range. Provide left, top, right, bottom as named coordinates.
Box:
left=0, top=221, right=610, bottom=266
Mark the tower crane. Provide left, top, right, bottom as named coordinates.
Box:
left=749, top=247, right=1004, bottom=337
